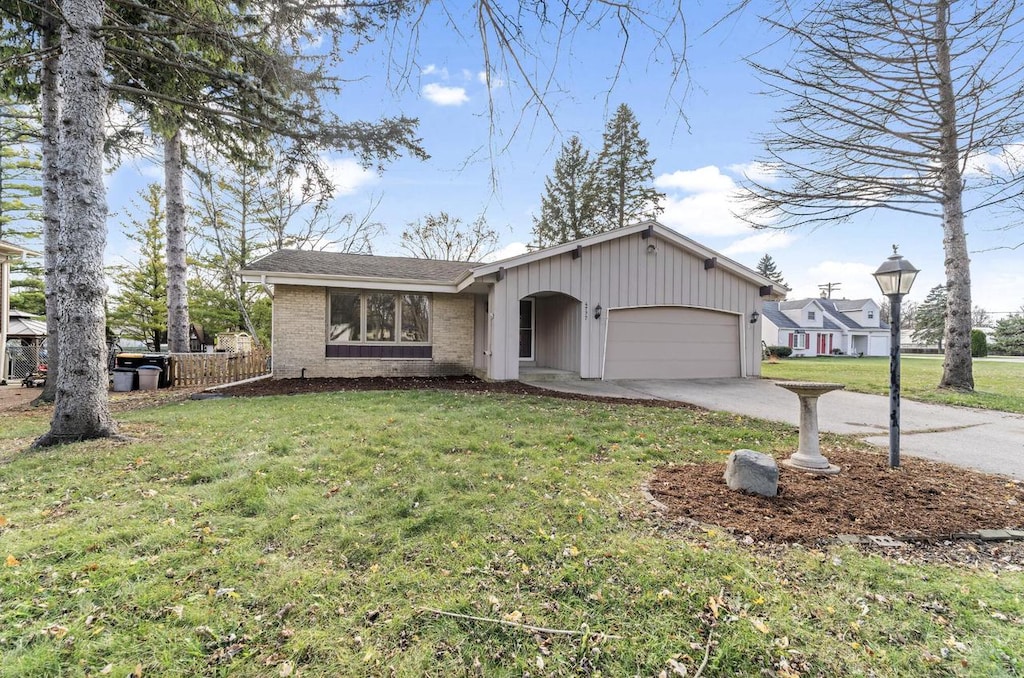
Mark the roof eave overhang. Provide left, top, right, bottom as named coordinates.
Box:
left=469, top=220, right=788, bottom=293
left=238, top=270, right=461, bottom=294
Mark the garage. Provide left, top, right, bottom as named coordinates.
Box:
left=603, top=306, right=741, bottom=379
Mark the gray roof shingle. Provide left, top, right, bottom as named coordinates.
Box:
left=242, top=250, right=477, bottom=283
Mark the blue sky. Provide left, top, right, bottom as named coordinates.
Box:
left=104, top=3, right=1023, bottom=319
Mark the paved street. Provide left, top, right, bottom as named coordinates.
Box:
left=522, top=376, right=1024, bottom=479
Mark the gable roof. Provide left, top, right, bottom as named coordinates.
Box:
left=831, top=298, right=877, bottom=312
left=240, top=221, right=787, bottom=296
left=763, top=302, right=842, bottom=331
left=470, top=221, right=786, bottom=294
left=7, top=310, right=46, bottom=337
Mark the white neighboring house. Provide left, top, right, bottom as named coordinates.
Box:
left=762, top=298, right=890, bottom=357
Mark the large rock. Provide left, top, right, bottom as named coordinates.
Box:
left=724, top=449, right=779, bottom=497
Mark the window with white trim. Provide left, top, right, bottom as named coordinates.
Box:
left=792, top=331, right=809, bottom=350
left=868, top=311, right=875, bottom=320
left=807, top=311, right=816, bottom=320
left=328, top=291, right=431, bottom=344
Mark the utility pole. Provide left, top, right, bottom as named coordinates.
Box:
left=818, top=282, right=842, bottom=298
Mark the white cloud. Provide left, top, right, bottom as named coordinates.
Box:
left=721, top=230, right=797, bottom=256
left=421, top=64, right=449, bottom=79
left=654, top=165, right=753, bottom=237
left=964, top=143, right=1024, bottom=177
left=659, top=192, right=753, bottom=237
left=484, top=241, right=529, bottom=263
left=727, top=161, right=781, bottom=185
left=477, top=70, right=505, bottom=89
left=318, top=157, right=376, bottom=196
left=656, top=166, right=735, bottom=193
left=422, top=83, right=469, bottom=106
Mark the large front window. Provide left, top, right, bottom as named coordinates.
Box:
left=329, top=291, right=431, bottom=344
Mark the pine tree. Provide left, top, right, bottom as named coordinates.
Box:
left=755, top=254, right=786, bottom=286
left=992, top=309, right=1024, bottom=355
left=532, top=135, right=599, bottom=247
left=912, top=285, right=947, bottom=350
left=108, top=185, right=168, bottom=351
left=593, top=104, right=664, bottom=230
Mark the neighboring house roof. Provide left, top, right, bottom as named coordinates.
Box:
left=762, top=302, right=802, bottom=329
left=0, top=240, right=41, bottom=258
left=817, top=298, right=889, bottom=330
left=831, top=299, right=874, bottom=312
left=762, top=302, right=842, bottom=331
left=7, top=310, right=46, bottom=338
left=778, top=300, right=815, bottom=311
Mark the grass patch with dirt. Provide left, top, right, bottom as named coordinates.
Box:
left=2, top=389, right=1023, bottom=677
left=762, top=356, right=1024, bottom=413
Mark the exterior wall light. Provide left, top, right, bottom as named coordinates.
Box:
left=594, top=304, right=602, bottom=319
left=750, top=311, right=760, bottom=324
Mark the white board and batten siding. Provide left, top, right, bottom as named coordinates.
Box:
left=486, top=233, right=763, bottom=380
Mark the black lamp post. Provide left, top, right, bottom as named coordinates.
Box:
left=872, top=246, right=920, bottom=468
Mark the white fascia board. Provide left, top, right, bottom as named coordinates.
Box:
left=238, top=271, right=459, bottom=294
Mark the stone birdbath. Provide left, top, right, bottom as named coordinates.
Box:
left=775, top=381, right=845, bottom=475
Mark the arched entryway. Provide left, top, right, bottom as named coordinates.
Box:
left=519, top=292, right=582, bottom=374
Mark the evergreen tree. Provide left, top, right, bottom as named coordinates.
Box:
left=108, top=184, right=168, bottom=352
left=532, top=135, right=599, bottom=247
left=755, top=254, right=786, bottom=286
left=593, top=104, right=664, bottom=230
left=912, top=285, right=947, bottom=350
left=992, top=309, right=1024, bottom=356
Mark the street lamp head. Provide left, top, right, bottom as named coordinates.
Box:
left=872, top=247, right=919, bottom=297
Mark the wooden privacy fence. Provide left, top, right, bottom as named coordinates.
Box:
left=169, top=349, right=271, bottom=387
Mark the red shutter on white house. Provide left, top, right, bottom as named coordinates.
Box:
left=788, top=333, right=795, bottom=348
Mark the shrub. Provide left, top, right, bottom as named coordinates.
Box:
left=971, top=329, right=988, bottom=357
left=767, top=345, right=792, bottom=359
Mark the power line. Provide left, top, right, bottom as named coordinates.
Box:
left=818, top=282, right=842, bottom=298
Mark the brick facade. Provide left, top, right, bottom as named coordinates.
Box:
left=271, top=285, right=476, bottom=378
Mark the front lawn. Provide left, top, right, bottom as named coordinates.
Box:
left=762, top=356, right=1024, bottom=413
left=2, top=392, right=1023, bottom=676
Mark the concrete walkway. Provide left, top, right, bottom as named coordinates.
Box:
left=521, top=376, right=1024, bottom=480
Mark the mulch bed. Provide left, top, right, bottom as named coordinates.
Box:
left=648, top=448, right=1024, bottom=544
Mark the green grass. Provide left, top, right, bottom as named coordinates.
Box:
left=2, top=391, right=1023, bottom=676
left=763, top=356, right=1024, bottom=413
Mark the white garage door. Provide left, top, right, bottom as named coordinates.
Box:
left=603, top=307, right=741, bottom=379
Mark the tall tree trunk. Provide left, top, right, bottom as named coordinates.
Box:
left=35, top=18, right=60, bottom=405
left=934, top=0, right=974, bottom=391
left=164, top=129, right=190, bottom=353
left=35, top=0, right=115, bottom=446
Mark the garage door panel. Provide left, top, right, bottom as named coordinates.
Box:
left=604, top=307, right=740, bottom=380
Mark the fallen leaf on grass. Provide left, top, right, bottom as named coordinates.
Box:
left=0, top=515, right=7, bottom=527
left=5, top=554, right=20, bottom=567
left=750, top=618, right=770, bottom=634
left=279, top=661, right=294, bottom=676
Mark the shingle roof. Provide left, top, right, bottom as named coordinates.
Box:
left=762, top=302, right=802, bottom=329
left=832, top=299, right=873, bottom=311
left=242, top=250, right=477, bottom=283
left=817, top=298, right=889, bottom=330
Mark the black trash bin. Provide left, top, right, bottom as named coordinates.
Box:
left=115, top=353, right=172, bottom=388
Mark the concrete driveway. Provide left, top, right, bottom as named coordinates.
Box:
left=522, top=377, right=1024, bottom=479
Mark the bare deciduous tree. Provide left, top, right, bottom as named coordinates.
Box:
left=400, top=212, right=498, bottom=262
left=739, top=0, right=1024, bottom=391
